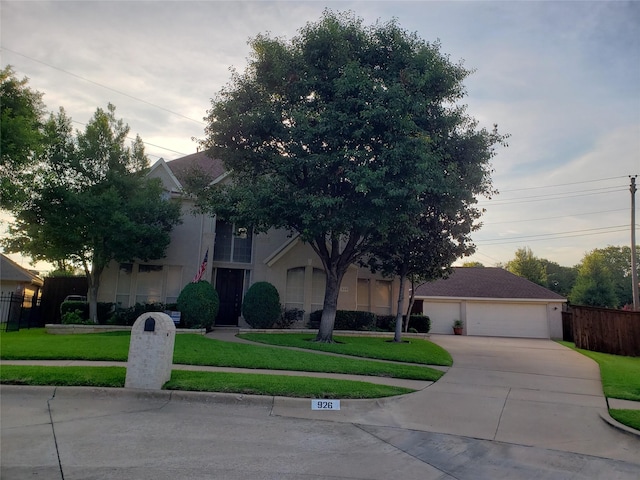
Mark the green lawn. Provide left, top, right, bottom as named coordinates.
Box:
left=0, top=365, right=412, bottom=399
left=238, top=333, right=452, bottom=366
left=609, top=409, right=640, bottom=431
left=558, top=341, right=640, bottom=432
left=558, top=341, right=640, bottom=402
left=0, top=329, right=442, bottom=381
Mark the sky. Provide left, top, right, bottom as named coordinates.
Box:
left=1, top=0, right=639, bottom=273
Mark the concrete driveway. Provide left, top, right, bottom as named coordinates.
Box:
left=271, top=335, right=639, bottom=463
left=2, top=335, right=639, bottom=479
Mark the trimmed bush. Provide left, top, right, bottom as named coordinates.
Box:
left=242, top=282, right=282, bottom=329
left=408, top=314, right=431, bottom=333
left=107, top=302, right=167, bottom=326
left=275, top=308, right=304, bottom=329
left=376, top=315, right=396, bottom=331
left=307, top=310, right=376, bottom=330
left=177, top=281, right=220, bottom=330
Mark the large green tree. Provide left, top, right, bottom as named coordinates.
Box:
left=570, top=250, right=617, bottom=308
left=540, top=258, right=577, bottom=297
left=197, top=10, right=504, bottom=341
left=505, top=247, right=548, bottom=286
left=4, top=104, right=182, bottom=322
left=0, top=66, right=46, bottom=209
left=592, top=245, right=640, bottom=307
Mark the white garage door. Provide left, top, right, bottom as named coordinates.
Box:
left=466, top=302, right=549, bottom=338
left=422, top=301, right=461, bottom=334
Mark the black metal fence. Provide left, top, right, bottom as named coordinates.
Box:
left=1, top=293, right=42, bottom=331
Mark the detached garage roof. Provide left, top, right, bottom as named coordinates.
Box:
left=415, top=267, right=565, bottom=301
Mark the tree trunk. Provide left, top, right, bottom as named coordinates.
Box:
left=86, top=263, right=103, bottom=324
left=404, top=277, right=416, bottom=333
left=316, top=267, right=343, bottom=343
left=393, top=271, right=408, bottom=342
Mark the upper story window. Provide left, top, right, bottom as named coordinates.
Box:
left=213, top=220, right=253, bottom=263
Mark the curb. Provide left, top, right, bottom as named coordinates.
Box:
left=599, top=411, right=640, bottom=439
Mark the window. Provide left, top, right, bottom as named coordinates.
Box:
left=213, top=220, right=252, bottom=263
left=285, top=267, right=305, bottom=311
left=136, top=265, right=163, bottom=304
left=311, top=268, right=326, bottom=312
left=373, top=280, right=392, bottom=315
left=357, top=279, right=370, bottom=311
left=165, top=266, right=183, bottom=304
left=116, top=263, right=133, bottom=307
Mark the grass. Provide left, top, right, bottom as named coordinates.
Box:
left=0, top=329, right=442, bottom=381
left=558, top=341, right=640, bottom=402
left=558, top=341, right=640, bottom=432
left=238, top=333, right=453, bottom=366
left=165, top=370, right=413, bottom=398
left=0, top=365, right=413, bottom=398
left=609, top=409, right=640, bottom=431
left=0, top=365, right=125, bottom=387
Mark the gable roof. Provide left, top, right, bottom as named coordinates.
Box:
left=166, top=151, right=227, bottom=185
left=0, top=254, right=44, bottom=287
left=415, top=267, right=565, bottom=301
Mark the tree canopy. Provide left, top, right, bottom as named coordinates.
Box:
left=0, top=66, right=46, bottom=209
left=505, top=247, right=548, bottom=286
left=4, top=104, right=182, bottom=321
left=196, top=10, right=506, bottom=341
left=570, top=250, right=617, bottom=308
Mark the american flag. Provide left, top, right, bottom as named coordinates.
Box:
left=192, top=248, right=208, bottom=282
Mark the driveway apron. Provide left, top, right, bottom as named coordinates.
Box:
left=272, top=335, right=639, bottom=463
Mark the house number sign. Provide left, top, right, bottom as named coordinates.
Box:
left=311, top=399, right=341, bottom=410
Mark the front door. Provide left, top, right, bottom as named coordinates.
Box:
left=215, top=269, right=245, bottom=326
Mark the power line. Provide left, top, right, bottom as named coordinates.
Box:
left=480, top=187, right=626, bottom=206
left=3, top=47, right=206, bottom=126
left=498, top=176, right=628, bottom=193
left=70, top=120, right=189, bottom=157
left=484, top=208, right=629, bottom=225
left=477, top=225, right=629, bottom=246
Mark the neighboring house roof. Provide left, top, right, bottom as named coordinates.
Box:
left=166, top=151, right=227, bottom=185
left=414, top=267, right=566, bottom=301
left=0, top=254, right=44, bottom=287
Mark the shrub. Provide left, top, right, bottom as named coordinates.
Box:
left=275, top=308, right=304, bottom=329
left=61, top=309, right=90, bottom=325
left=376, top=315, right=396, bottom=331
left=307, top=310, right=376, bottom=330
left=59, top=301, right=114, bottom=324
left=177, top=281, right=220, bottom=330
left=60, top=301, right=88, bottom=319
left=107, top=302, right=166, bottom=326
left=242, top=282, right=282, bottom=329
left=408, top=314, right=431, bottom=333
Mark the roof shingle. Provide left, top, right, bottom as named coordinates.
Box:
left=166, top=151, right=227, bottom=185
left=415, top=267, right=566, bottom=300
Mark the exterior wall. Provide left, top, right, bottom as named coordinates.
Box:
left=98, top=205, right=408, bottom=323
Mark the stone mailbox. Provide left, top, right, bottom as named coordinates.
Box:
left=125, top=312, right=176, bottom=390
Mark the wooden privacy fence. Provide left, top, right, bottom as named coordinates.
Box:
left=565, top=305, right=640, bottom=357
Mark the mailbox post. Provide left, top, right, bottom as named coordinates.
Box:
left=125, top=312, right=176, bottom=390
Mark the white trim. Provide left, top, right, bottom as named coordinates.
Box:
left=264, top=235, right=300, bottom=267
left=149, top=158, right=183, bottom=192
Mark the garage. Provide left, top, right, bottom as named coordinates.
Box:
left=465, top=302, right=549, bottom=338
left=415, top=267, right=566, bottom=339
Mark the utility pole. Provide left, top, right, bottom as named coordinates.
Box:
left=631, top=176, right=639, bottom=310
